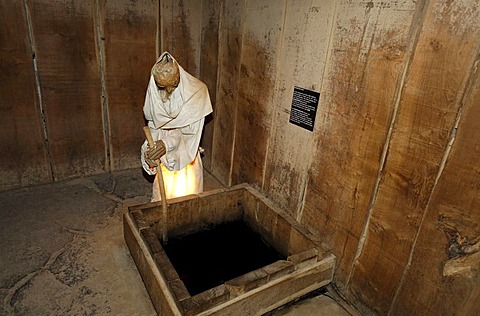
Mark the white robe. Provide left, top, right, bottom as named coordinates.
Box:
left=141, top=52, right=213, bottom=201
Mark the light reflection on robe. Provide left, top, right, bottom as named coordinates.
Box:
left=151, top=155, right=203, bottom=201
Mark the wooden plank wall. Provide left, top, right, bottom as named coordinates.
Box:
left=161, top=0, right=480, bottom=314
left=28, top=0, right=104, bottom=180
left=0, top=0, right=157, bottom=189
left=302, top=1, right=418, bottom=303
left=387, top=1, right=480, bottom=314
left=0, top=1, right=51, bottom=189
left=210, top=0, right=245, bottom=185
left=160, top=0, right=202, bottom=77
left=2, top=0, right=480, bottom=314
left=198, top=0, right=222, bottom=171
left=348, top=0, right=480, bottom=313
left=101, top=0, right=157, bottom=171
left=264, top=0, right=335, bottom=219
left=230, top=0, right=286, bottom=185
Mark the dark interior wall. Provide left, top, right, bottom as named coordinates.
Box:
left=0, top=0, right=157, bottom=190
left=101, top=0, right=157, bottom=171
left=2, top=0, right=480, bottom=315
left=0, top=1, right=51, bottom=188
left=29, top=0, right=105, bottom=181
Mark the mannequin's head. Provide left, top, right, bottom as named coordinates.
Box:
left=152, top=54, right=180, bottom=96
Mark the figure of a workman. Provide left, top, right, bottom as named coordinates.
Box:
left=141, top=52, right=212, bottom=201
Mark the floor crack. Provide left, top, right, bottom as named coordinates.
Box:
left=2, top=235, right=78, bottom=314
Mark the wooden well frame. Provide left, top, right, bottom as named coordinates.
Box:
left=124, top=184, right=335, bottom=315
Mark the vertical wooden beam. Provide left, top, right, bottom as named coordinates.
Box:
left=0, top=1, right=51, bottom=189
left=29, top=0, right=104, bottom=180
left=211, top=0, right=246, bottom=186
left=349, top=0, right=480, bottom=313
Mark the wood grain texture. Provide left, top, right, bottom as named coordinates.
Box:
left=206, top=256, right=335, bottom=316
left=210, top=0, right=245, bottom=185
left=349, top=0, right=480, bottom=313
left=230, top=0, right=286, bottom=186
left=0, top=1, right=51, bottom=189
left=389, top=2, right=480, bottom=314
left=124, top=214, right=183, bottom=316
left=3, top=1, right=480, bottom=313
left=300, top=0, right=417, bottom=294
left=199, top=0, right=221, bottom=171
left=102, top=0, right=157, bottom=171
left=29, top=0, right=104, bottom=180
left=391, top=68, right=480, bottom=316
left=160, top=0, right=202, bottom=77
left=264, top=0, right=336, bottom=218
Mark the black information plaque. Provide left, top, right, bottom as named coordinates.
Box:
left=289, top=86, right=320, bottom=131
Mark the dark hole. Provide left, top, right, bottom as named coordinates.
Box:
left=161, top=220, right=285, bottom=296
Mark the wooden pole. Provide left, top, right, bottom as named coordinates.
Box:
left=143, top=126, right=168, bottom=243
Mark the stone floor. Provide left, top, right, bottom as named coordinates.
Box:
left=0, top=168, right=353, bottom=315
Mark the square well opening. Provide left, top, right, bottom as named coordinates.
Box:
left=124, top=184, right=335, bottom=315
left=162, top=219, right=285, bottom=296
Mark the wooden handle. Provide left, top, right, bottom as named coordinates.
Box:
left=143, top=126, right=168, bottom=244
left=143, top=126, right=155, bottom=147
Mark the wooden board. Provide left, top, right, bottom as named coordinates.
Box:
left=210, top=0, right=246, bottom=185
left=203, top=256, right=334, bottom=316
left=0, top=1, right=51, bottom=190
left=389, top=2, right=480, bottom=314
left=300, top=0, right=417, bottom=295
left=198, top=0, right=221, bottom=171
left=230, top=0, right=286, bottom=186
left=391, top=64, right=480, bottom=315
left=101, top=0, right=157, bottom=171
left=160, top=0, right=202, bottom=77
left=348, top=0, right=480, bottom=313
left=29, top=0, right=105, bottom=180
left=263, top=0, right=336, bottom=218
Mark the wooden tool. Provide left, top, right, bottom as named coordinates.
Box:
left=143, top=126, right=168, bottom=243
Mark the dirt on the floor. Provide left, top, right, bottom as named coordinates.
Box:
left=0, top=169, right=158, bottom=315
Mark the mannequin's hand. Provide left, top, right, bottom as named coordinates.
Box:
left=145, top=140, right=166, bottom=166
